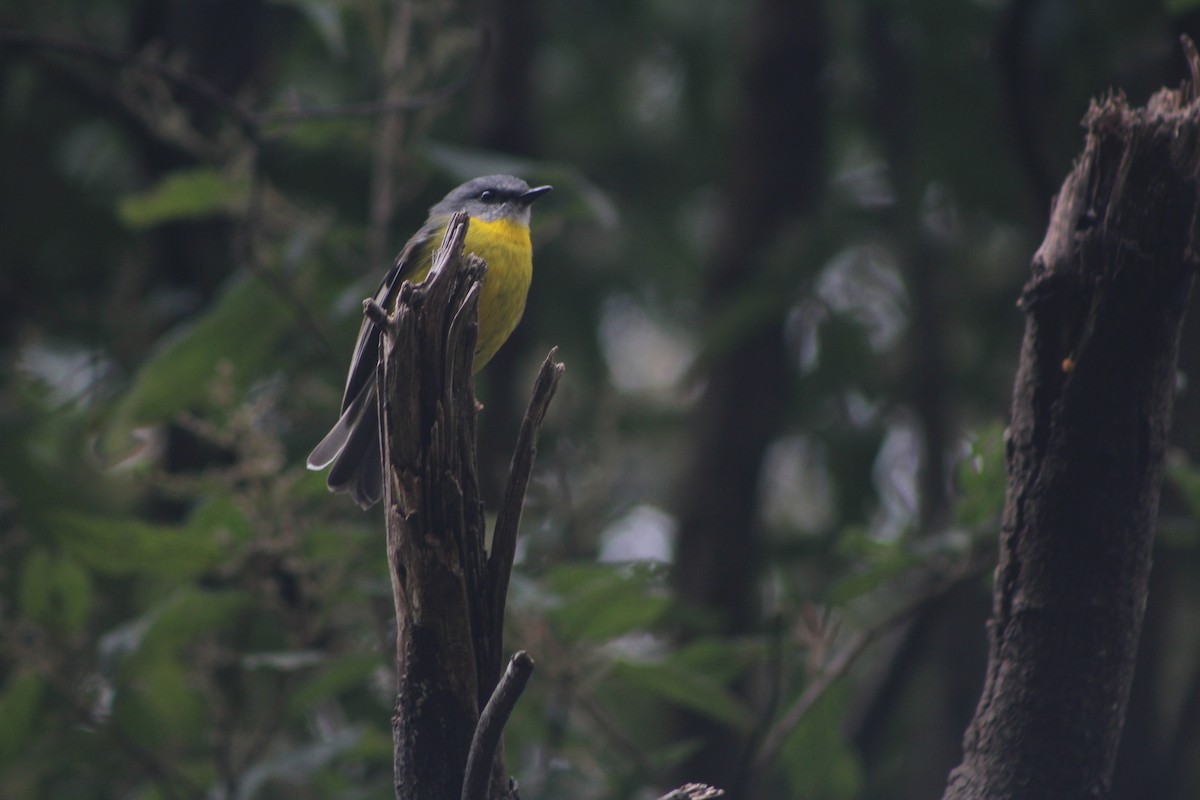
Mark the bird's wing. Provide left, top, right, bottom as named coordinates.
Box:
left=337, top=225, right=438, bottom=414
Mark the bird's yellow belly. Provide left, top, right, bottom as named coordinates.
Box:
left=462, top=217, right=533, bottom=371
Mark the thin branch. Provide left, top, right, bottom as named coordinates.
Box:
left=0, top=27, right=485, bottom=141
left=1, top=31, right=343, bottom=359
left=753, top=554, right=992, bottom=772
left=735, top=612, right=786, bottom=786
left=234, top=166, right=338, bottom=358
left=255, top=68, right=479, bottom=131
left=0, top=30, right=260, bottom=139
left=254, top=26, right=488, bottom=134
left=755, top=633, right=865, bottom=772
left=460, top=651, right=535, bottom=800
left=364, top=297, right=390, bottom=325
left=485, top=351, right=564, bottom=687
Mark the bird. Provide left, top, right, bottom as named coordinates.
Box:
left=307, top=174, right=552, bottom=509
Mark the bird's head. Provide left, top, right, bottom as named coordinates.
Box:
left=432, top=174, right=553, bottom=226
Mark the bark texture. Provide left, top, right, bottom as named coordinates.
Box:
left=377, top=213, right=562, bottom=800
left=942, top=56, right=1200, bottom=800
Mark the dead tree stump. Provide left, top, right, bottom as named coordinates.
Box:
left=373, top=211, right=563, bottom=800
left=942, top=43, right=1200, bottom=800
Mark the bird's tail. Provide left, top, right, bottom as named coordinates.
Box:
left=307, top=380, right=383, bottom=510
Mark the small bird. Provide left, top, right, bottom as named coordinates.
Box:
left=307, top=174, right=552, bottom=509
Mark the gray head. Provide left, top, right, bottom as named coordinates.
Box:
left=429, top=174, right=553, bottom=226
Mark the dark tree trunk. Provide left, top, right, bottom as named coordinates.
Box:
left=377, top=216, right=562, bottom=800
left=670, top=0, right=826, bottom=793
left=380, top=221, right=488, bottom=800
left=471, top=0, right=540, bottom=155
left=942, top=56, right=1200, bottom=800
left=847, top=9, right=985, bottom=796
left=470, top=0, right=545, bottom=506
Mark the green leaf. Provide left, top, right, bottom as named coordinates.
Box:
left=116, top=651, right=206, bottom=746
left=1167, top=0, right=1200, bottom=13
left=17, top=549, right=54, bottom=624
left=612, top=659, right=756, bottom=732
left=1169, top=457, right=1200, bottom=518
left=780, top=685, right=863, bottom=800
left=54, top=557, right=92, bottom=634
left=672, top=638, right=758, bottom=685
left=49, top=511, right=225, bottom=579
left=143, top=587, right=250, bottom=650
left=955, top=423, right=1007, bottom=528
left=544, top=564, right=671, bottom=642
left=0, top=673, right=44, bottom=765
left=288, top=653, right=380, bottom=717
left=102, top=272, right=294, bottom=454
left=827, top=556, right=917, bottom=606
left=17, top=550, right=92, bottom=634
left=187, top=496, right=254, bottom=543
left=1163, top=459, right=1200, bottom=548
left=269, top=0, right=346, bottom=56
left=828, top=533, right=920, bottom=606
left=117, top=168, right=248, bottom=228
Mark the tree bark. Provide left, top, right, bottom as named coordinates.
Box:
left=942, top=50, right=1200, bottom=800
left=376, top=213, right=563, bottom=800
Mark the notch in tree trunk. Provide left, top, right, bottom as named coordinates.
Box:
left=374, top=210, right=563, bottom=800
left=942, top=39, right=1200, bottom=800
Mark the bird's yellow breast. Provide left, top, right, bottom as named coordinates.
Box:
left=462, top=217, right=534, bottom=370
left=402, top=216, right=533, bottom=371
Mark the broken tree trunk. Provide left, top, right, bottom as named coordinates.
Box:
left=941, top=45, right=1200, bottom=800
left=374, top=211, right=563, bottom=800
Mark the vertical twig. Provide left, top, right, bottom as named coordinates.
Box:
left=483, top=351, right=564, bottom=692
left=461, top=652, right=536, bottom=800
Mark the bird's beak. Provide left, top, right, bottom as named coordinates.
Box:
left=521, top=185, right=553, bottom=203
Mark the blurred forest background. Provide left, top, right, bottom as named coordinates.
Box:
left=5, top=1, right=1200, bottom=798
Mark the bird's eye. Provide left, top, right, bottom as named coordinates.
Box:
left=478, top=190, right=496, bottom=202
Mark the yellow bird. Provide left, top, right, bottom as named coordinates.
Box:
left=307, top=175, right=552, bottom=508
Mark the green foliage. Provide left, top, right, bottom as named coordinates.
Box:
left=829, top=530, right=924, bottom=607
left=1169, top=456, right=1200, bottom=517
left=611, top=659, right=756, bottom=732
left=544, top=563, right=672, bottom=641
left=102, top=272, right=296, bottom=456
left=780, top=685, right=864, bottom=800
left=287, top=653, right=381, bottom=717
left=1164, top=457, right=1200, bottom=548
left=18, top=549, right=92, bottom=634
left=140, top=587, right=252, bottom=650
left=955, top=423, right=1008, bottom=530
left=117, top=169, right=249, bottom=228
left=1, top=363, right=389, bottom=797
left=48, top=512, right=226, bottom=578
left=0, top=673, right=45, bottom=766
left=2, top=0, right=1189, bottom=798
